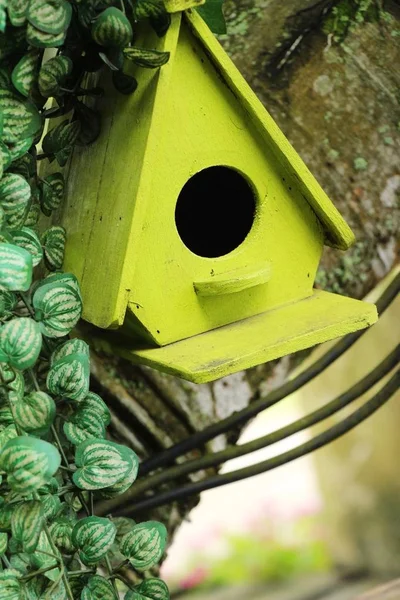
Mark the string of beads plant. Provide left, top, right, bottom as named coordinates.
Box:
left=0, top=0, right=181, bottom=596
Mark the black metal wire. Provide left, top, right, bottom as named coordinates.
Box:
left=113, top=344, right=400, bottom=503
left=119, top=368, right=399, bottom=515
left=139, top=272, right=399, bottom=476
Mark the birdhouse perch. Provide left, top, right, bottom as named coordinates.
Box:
left=60, top=10, right=378, bottom=383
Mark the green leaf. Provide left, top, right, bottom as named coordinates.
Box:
left=0, top=88, right=42, bottom=144
left=40, top=492, right=61, bottom=519
left=26, top=22, right=67, bottom=47
left=40, top=172, right=64, bottom=212
left=0, top=290, right=17, bottom=318
left=112, top=71, right=138, bottom=95
left=32, top=273, right=82, bottom=337
left=31, top=530, right=60, bottom=581
left=126, top=578, right=170, bottom=600
left=71, top=516, right=116, bottom=565
left=0, top=243, right=32, bottom=291
left=41, top=225, right=66, bottom=270
left=79, top=391, right=111, bottom=426
left=123, top=47, right=170, bottom=68
left=0, top=568, right=23, bottom=600
left=64, top=407, right=106, bottom=444
left=11, top=50, right=40, bottom=98
left=0, top=1, right=6, bottom=32
left=112, top=516, right=136, bottom=546
left=9, top=151, right=36, bottom=178
left=75, top=102, right=102, bottom=146
left=91, top=7, right=133, bottom=49
left=0, top=141, right=12, bottom=171
left=133, top=0, right=166, bottom=21
left=0, top=435, right=61, bottom=493
left=0, top=531, right=8, bottom=554
left=42, top=119, right=81, bottom=157
left=11, top=500, right=44, bottom=553
left=7, top=0, right=28, bottom=26
left=10, top=227, right=43, bottom=267
left=197, top=0, right=226, bottom=34
left=14, top=391, right=56, bottom=435
left=0, top=317, right=42, bottom=370
left=7, top=136, right=35, bottom=163
left=120, top=521, right=167, bottom=571
left=73, top=438, right=138, bottom=491
left=0, top=173, right=31, bottom=229
left=46, top=353, right=90, bottom=401
left=48, top=516, right=75, bottom=553
left=100, top=463, right=138, bottom=498
left=51, top=337, right=90, bottom=364
left=38, top=55, right=73, bottom=97
left=27, top=0, right=72, bottom=34
left=82, top=575, right=118, bottom=600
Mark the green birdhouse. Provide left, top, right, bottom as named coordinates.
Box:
left=60, top=10, right=377, bottom=383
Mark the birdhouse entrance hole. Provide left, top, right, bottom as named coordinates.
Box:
left=175, top=166, right=256, bottom=258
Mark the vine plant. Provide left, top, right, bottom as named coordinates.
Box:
left=0, top=0, right=201, bottom=595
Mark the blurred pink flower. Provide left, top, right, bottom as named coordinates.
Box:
left=179, top=566, right=208, bottom=589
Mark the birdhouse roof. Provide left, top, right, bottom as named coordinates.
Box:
left=181, top=10, right=354, bottom=250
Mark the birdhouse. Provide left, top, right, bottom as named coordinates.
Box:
left=61, top=10, right=377, bottom=383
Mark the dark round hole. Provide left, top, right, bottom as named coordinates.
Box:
left=175, top=167, right=256, bottom=258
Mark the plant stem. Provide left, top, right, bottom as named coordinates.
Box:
left=105, top=554, right=119, bottom=594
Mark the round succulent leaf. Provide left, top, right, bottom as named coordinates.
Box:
left=38, top=55, right=72, bottom=97
left=123, top=47, right=170, bottom=68
left=0, top=317, right=42, bottom=370
left=112, top=71, right=138, bottom=95
left=14, top=391, right=56, bottom=436
left=0, top=290, right=17, bottom=318
left=79, top=391, right=111, bottom=426
left=112, top=516, right=136, bottom=545
left=71, top=516, right=116, bottom=565
left=0, top=141, right=12, bottom=171
left=27, top=0, right=72, bottom=34
left=81, top=574, right=118, bottom=600
left=10, top=227, right=43, bottom=267
left=120, top=521, right=167, bottom=571
left=51, top=337, right=89, bottom=364
left=24, top=199, right=40, bottom=228
left=46, top=352, right=90, bottom=401
left=48, top=516, right=75, bottom=553
left=0, top=425, right=18, bottom=450
left=11, top=500, right=44, bottom=553
left=41, top=225, right=66, bottom=270
left=0, top=568, right=23, bottom=600
left=0, top=243, right=32, bottom=291
left=0, top=530, right=8, bottom=554
left=73, top=438, right=137, bottom=491
left=0, top=88, right=42, bottom=144
left=10, top=152, right=36, bottom=179
left=7, top=0, right=28, bottom=26
left=133, top=0, right=166, bottom=21
left=11, top=50, right=40, bottom=98
left=40, top=492, right=61, bottom=519
left=40, top=172, right=64, bottom=212
left=126, top=578, right=170, bottom=600
left=0, top=173, right=31, bottom=230
left=32, top=274, right=82, bottom=337
left=63, top=407, right=105, bottom=445
left=91, top=7, right=133, bottom=48
left=26, top=22, right=66, bottom=48
left=31, top=529, right=60, bottom=581
left=42, top=119, right=81, bottom=155
left=0, top=405, right=14, bottom=424
left=100, top=459, right=138, bottom=498
left=0, top=435, right=61, bottom=494
left=7, top=136, right=35, bottom=163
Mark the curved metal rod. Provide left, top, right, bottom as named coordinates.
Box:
left=118, top=368, right=399, bottom=515
left=112, top=344, right=400, bottom=503
left=139, top=272, right=400, bottom=476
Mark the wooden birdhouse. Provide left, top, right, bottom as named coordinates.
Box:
left=60, top=10, right=377, bottom=383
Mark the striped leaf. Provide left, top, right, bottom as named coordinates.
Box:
left=11, top=500, right=44, bottom=553
left=32, top=274, right=82, bottom=337
left=0, top=318, right=42, bottom=370
left=0, top=531, right=8, bottom=554
left=0, top=173, right=31, bottom=229
left=40, top=172, right=64, bottom=212
left=0, top=89, right=42, bottom=144
left=31, top=530, right=60, bottom=581
left=101, top=462, right=138, bottom=498
left=11, top=50, right=40, bottom=98
left=0, top=498, right=18, bottom=531
left=64, top=407, right=105, bottom=444
left=124, top=47, right=170, bottom=68
left=120, top=521, right=167, bottom=571
left=26, top=23, right=67, bottom=48
left=42, top=120, right=81, bottom=155
left=41, top=225, right=66, bottom=270
left=46, top=353, right=90, bottom=401
left=51, top=337, right=89, bottom=364
left=0, top=364, right=24, bottom=401
left=0, top=568, right=23, bottom=600
left=48, top=516, right=75, bottom=553
left=0, top=290, right=17, bottom=318
left=40, top=271, right=82, bottom=299
left=0, top=141, right=12, bottom=171
left=7, top=0, right=28, bottom=26
left=24, top=198, right=40, bottom=228
left=10, top=152, right=36, bottom=179
left=91, top=7, right=133, bottom=49
left=133, top=0, right=166, bottom=20
left=40, top=492, right=61, bottom=519
left=7, top=135, right=35, bottom=162
left=0, top=2, right=5, bottom=33
left=73, top=438, right=137, bottom=490
left=14, top=391, right=56, bottom=435
left=71, top=516, right=116, bottom=565
left=27, top=0, right=72, bottom=34
left=38, top=55, right=72, bottom=98
left=79, top=391, right=111, bottom=426
left=113, top=517, right=136, bottom=546
left=0, top=406, right=14, bottom=424
left=0, top=435, right=61, bottom=493
left=126, top=578, right=170, bottom=600
left=0, top=243, right=32, bottom=291
left=10, top=227, right=43, bottom=267
left=82, top=575, right=118, bottom=600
